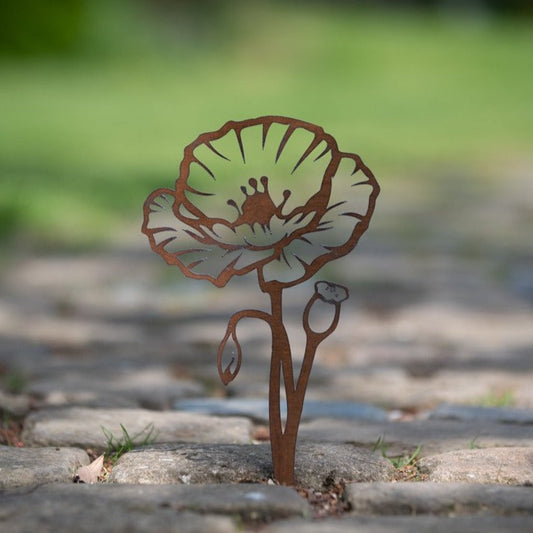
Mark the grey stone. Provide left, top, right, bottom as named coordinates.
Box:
left=21, top=408, right=252, bottom=449
left=418, top=447, right=533, bottom=484
left=109, top=442, right=394, bottom=489
left=263, top=515, right=533, bottom=533
left=0, top=483, right=308, bottom=530
left=0, top=339, right=52, bottom=376
left=0, top=391, right=31, bottom=418
left=298, top=418, right=533, bottom=457
left=175, top=398, right=388, bottom=423
left=321, top=368, right=533, bottom=410
left=428, top=403, right=533, bottom=425
left=159, top=483, right=309, bottom=521
left=294, top=443, right=394, bottom=488
left=509, top=264, right=533, bottom=304
left=347, top=482, right=533, bottom=515
left=0, top=446, right=89, bottom=488
left=0, top=484, right=236, bottom=533
left=29, top=366, right=204, bottom=410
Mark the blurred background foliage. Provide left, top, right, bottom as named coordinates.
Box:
left=0, top=0, right=532, bottom=248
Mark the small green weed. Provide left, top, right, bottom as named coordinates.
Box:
left=476, top=390, right=515, bottom=408
left=373, top=435, right=423, bottom=469
left=469, top=435, right=481, bottom=449
left=102, top=423, right=158, bottom=464
left=2, top=371, right=27, bottom=394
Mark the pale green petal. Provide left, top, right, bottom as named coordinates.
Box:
left=144, top=191, right=205, bottom=254
left=261, top=252, right=306, bottom=284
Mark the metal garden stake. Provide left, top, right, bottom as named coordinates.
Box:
left=143, top=116, right=379, bottom=485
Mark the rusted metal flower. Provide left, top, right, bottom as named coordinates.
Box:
left=142, top=116, right=379, bottom=288
left=142, top=116, right=380, bottom=486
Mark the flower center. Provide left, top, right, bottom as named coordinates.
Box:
left=227, top=176, right=291, bottom=228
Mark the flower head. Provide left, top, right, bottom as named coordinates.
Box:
left=143, top=116, right=379, bottom=288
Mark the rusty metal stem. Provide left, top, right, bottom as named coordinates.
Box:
left=263, top=282, right=344, bottom=485
left=267, top=285, right=298, bottom=485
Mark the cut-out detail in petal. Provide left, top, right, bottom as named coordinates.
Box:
left=260, top=251, right=307, bottom=284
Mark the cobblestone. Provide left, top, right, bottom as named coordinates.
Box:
left=346, top=482, right=533, bottom=515
left=21, top=407, right=253, bottom=449
left=175, top=398, right=388, bottom=423
left=0, top=484, right=238, bottom=533
left=418, top=447, right=533, bottom=484
left=0, top=391, right=31, bottom=418
left=428, top=403, right=533, bottom=425
left=1, top=193, right=533, bottom=532
left=262, top=515, right=533, bottom=532
left=298, top=418, right=533, bottom=457
left=28, top=365, right=204, bottom=410
left=0, top=446, right=89, bottom=489
left=108, top=442, right=394, bottom=488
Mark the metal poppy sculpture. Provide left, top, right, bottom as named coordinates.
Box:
left=143, top=116, right=379, bottom=485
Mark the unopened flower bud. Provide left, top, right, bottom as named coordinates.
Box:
left=314, top=281, right=349, bottom=304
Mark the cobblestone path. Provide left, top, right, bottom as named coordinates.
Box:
left=1, top=168, right=532, bottom=531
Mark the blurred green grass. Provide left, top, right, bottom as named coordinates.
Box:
left=1, top=1, right=532, bottom=248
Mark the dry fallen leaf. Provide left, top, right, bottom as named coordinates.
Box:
left=73, top=454, right=104, bottom=484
